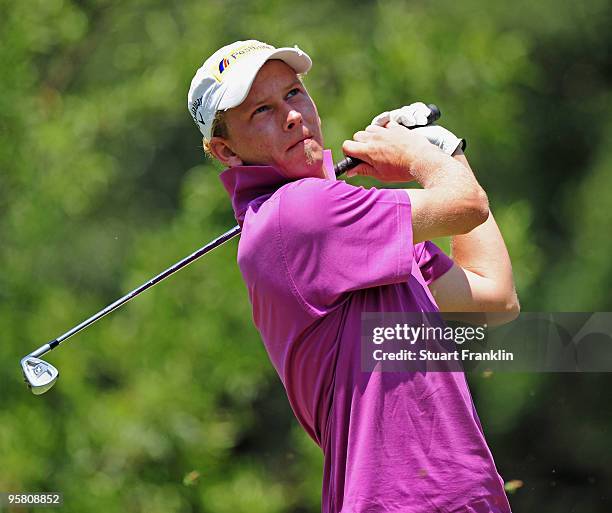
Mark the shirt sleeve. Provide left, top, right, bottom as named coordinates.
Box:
left=278, top=178, right=413, bottom=316
left=414, top=240, right=455, bottom=286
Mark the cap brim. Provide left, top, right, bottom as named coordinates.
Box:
left=217, top=47, right=312, bottom=111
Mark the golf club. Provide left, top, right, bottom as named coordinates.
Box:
left=20, top=104, right=441, bottom=394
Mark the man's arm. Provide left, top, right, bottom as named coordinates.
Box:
left=428, top=150, right=520, bottom=324
left=342, top=119, right=518, bottom=322
left=343, top=124, right=490, bottom=243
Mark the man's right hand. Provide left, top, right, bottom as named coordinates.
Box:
left=342, top=123, right=489, bottom=243
left=342, top=123, right=440, bottom=182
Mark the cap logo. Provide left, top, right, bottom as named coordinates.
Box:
left=190, top=96, right=205, bottom=126
left=210, top=41, right=274, bottom=82
left=218, top=57, right=231, bottom=74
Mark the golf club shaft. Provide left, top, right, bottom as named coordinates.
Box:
left=30, top=225, right=242, bottom=358
left=28, top=104, right=441, bottom=359
left=29, top=157, right=350, bottom=359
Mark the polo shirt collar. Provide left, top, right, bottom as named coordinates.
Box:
left=219, top=149, right=335, bottom=226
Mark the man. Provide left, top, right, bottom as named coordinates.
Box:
left=188, top=40, right=519, bottom=513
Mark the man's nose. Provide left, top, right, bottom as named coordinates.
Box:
left=285, top=109, right=303, bottom=131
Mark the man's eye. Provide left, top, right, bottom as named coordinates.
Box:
left=287, top=88, right=300, bottom=98
left=253, top=105, right=269, bottom=115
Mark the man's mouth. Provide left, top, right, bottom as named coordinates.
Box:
left=287, top=136, right=313, bottom=151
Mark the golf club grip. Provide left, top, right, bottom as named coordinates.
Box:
left=333, top=103, right=441, bottom=177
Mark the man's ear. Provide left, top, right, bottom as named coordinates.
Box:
left=208, top=137, right=244, bottom=167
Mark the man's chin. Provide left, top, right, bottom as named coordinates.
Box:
left=281, top=142, right=324, bottom=179
left=297, top=152, right=325, bottom=179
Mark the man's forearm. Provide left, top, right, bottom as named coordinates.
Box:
left=449, top=152, right=519, bottom=308
left=404, top=147, right=490, bottom=242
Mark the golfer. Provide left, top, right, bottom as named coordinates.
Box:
left=188, top=40, right=519, bottom=513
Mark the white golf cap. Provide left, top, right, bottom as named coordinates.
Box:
left=187, top=40, right=312, bottom=139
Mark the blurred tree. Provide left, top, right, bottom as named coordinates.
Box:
left=1, top=0, right=611, bottom=511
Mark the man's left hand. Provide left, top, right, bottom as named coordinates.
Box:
left=371, top=102, right=433, bottom=128
left=371, top=102, right=466, bottom=156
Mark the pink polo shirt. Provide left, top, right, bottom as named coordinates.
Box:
left=220, top=158, right=512, bottom=513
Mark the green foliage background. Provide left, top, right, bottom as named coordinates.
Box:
left=1, top=0, right=611, bottom=511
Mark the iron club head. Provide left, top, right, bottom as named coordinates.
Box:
left=21, top=356, right=59, bottom=395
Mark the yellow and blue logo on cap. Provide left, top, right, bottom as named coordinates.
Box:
left=210, top=41, right=274, bottom=82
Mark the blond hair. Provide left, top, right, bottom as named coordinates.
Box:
left=202, top=110, right=229, bottom=159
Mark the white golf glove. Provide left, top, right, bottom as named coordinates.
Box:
left=371, top=102, right=433, bottom=128
left=410, top=125, right=465, bottom=156
left=371, top=102, right=465, bottom=155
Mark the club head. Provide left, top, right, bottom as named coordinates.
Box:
left=20, top=356, right=59, bottom=395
